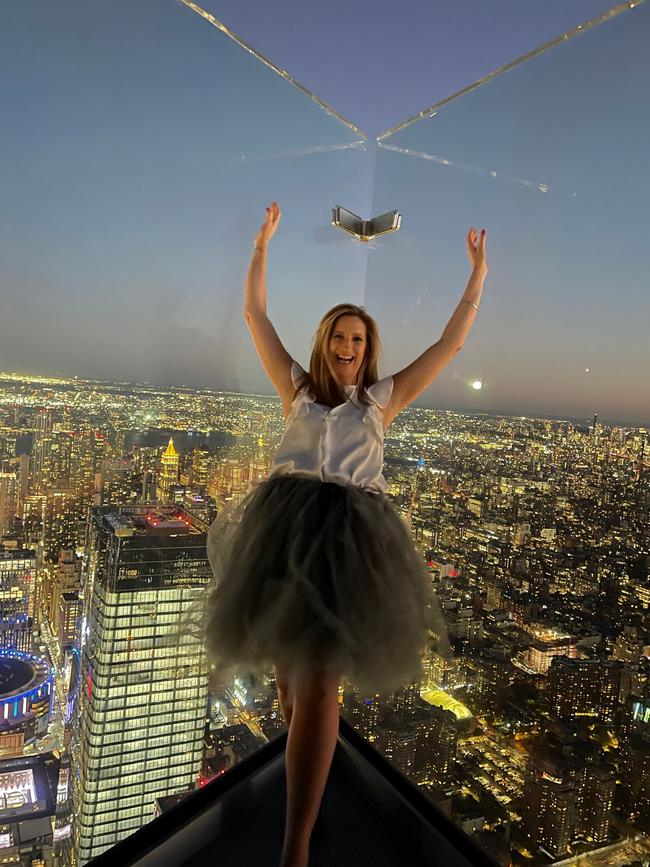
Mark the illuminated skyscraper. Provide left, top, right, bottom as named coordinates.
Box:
left=0, top=472, right=17, bottom=537
left=0, top=548, right=36, bottom=652
left=249, top=434, right=268, bottom=485
left=522, top=731, right=615, bottom=857
left=619, top=675, right=650, bottom=829
left=47, top=550, right=82, bottom=641
left=190, top=445, right=211, bottom=491
left=157, top=438, right=179, bottom=503
left=468, top=652, right=511, bottom=718
left=613, top=624, right=645, bottom=664
left=68, top=430, right=104, bottom=503
left=97, top=456, right=135, bottom=506
left=548, top=657, right=621, bottom=724
left=42, top=486, right=78, bottom=562
left=32, top=408, right=53, bottom=493
left=73, top=505, right=210, bottom=863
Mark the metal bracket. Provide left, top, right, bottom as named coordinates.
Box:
left=331, top=207, right=402, bottom=243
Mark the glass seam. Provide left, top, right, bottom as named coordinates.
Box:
left=177, top=0, right=368, bottom=142
left=376, top=0, right=645, bottom=142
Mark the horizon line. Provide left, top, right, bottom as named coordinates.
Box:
left=1, top=368, right=648, bottom=431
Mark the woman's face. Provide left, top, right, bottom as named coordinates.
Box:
left=328, top=315, right=367, bottom=385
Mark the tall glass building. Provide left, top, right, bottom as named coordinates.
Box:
left=73, top=506, right=210, bottom=863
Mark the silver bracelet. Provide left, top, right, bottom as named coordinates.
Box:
left=253, top=244, right=267, bottom=253
left=462, top=300, right=479, bottom=311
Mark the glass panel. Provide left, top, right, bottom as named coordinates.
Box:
left=0, top=0, right=369, bottom=391
left=372, top=2, right=649, bottom=425
left=0, top=0, right=371, bottom=862
left=2, top=0, right=649, bottom=863
left=359, top=1, right=650, bottom=863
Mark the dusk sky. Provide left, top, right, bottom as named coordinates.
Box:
left=1, top=0, right=648, bottom=426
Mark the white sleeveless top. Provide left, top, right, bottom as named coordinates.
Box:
left=270, top=361, right=394, bottom=494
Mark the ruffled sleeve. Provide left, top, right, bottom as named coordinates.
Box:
left=285, top=361, right=314, bottom=425
left=291, top=360, right=308, bottom=389
left=361, top=375, right=394, bottom=435
left=366, top=375, right=394, bottom=410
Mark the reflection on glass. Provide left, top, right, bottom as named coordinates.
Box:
left=1, top=0, right=372, bottom=862
left=362, top=0, right=650, bottom=862
left=0, top=0, right=649, bottom=863
left=373, top=1, right=649, bottom=426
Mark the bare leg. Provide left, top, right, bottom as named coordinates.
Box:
left=279, top=668, right=341, bottom=867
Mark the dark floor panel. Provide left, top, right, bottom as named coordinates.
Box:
left=181, top=746, right=425, bottom=866
left=89, top=720, right=496, bottom=867
left=180, top=735, right=475, bottom=866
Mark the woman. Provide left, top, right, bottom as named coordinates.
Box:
left=202, top=202, right=488, bottom=867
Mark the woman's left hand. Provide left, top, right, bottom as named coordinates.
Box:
left=466, top=227, right=488, bottom=273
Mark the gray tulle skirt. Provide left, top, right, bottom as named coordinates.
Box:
left=186, top=471, right=450, bottom=697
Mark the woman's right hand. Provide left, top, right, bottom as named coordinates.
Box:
left=254, top=201, right=281, bottom=249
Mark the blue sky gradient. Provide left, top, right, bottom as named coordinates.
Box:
left=1, top=0, right=648, bottom=426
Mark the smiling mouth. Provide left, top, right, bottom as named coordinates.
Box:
left=335, top=355, right=354, bottom=365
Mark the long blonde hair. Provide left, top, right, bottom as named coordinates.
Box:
left=295, top=304, right=381, bottom=408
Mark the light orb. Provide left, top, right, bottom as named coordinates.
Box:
left=471, top=380, right=483, bottom=390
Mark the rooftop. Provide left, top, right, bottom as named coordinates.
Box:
left=99, top=507, right=207, bottom=538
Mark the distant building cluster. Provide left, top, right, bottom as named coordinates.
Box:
left=0, top=368, right=648, bottom=865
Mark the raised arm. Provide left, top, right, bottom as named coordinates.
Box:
left=384, top=228, right=488, bottom=428
left=243, top=202, right=295, bottom=415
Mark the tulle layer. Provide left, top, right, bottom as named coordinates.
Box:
left=182, top=472, right=450, bottom=697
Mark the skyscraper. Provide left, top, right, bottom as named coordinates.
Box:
left=42, top=486, right=78, bottom=562
left=31, top=408, right=53, bottom=493
left=0, top=548, right=36, bottom=652
left=47, top=550, right=82, bottom=643
left=522, top=729, right=615, bottom=857
left=548, top=657, right=621, bottom=724
left=73, top=505, right=211, bottom=863
left=0, top=472, right=17, bottom=537
left=157, top=438, right=179, bottom=503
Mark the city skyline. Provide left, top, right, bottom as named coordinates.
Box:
left=0, top=347, right=648, bottom=863
left=0, top=367, right=646, bottom=431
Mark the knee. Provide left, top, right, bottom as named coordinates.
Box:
left=293, top=668, right=341, bottom=703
